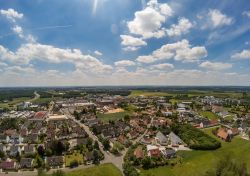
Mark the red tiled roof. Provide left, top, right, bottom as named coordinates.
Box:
left=134, top=146, right=144, bottom=159
left=34, top=111, right=47, bottom=119
left=217, top=128, right=229, bottom=140
left=149, top=148, right=160, bottom=157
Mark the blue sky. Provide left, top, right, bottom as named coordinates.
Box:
left=0, top=0, right=249, bottom=86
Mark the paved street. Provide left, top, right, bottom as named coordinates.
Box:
left=61, top=108, right=126, bottom=174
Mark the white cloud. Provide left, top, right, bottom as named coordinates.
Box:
left=150, top=63, right=174, bottom=70
left=127, top=0, right=172, bottom=39
left=94, top=50, right=103, bottom=56
left=207, top=9, right=233, bottom=28
left=166, top=18, right=193, bottom=37
left=136, top=55, right=156, bottom=63
left=0, top=43, right=112, bottom=74
left=120, top=35, right=147, bottom=47
left=152, top=39, right=207, bottom=63
left=5, top=66, right=35, bottom=74
left=136, top=40, right=207, bottom=63
left=114, top=60, right=136, bottom=67
left=231, top=49, right=250, bottom=60
left=0, top=8, right=23, bottom=22
left=199, top=61, right=232, bottom=71
left=0, top=62, right=8, bottom=67
left=242, top=11, right=250, bottom=18
left=122, top=46, right=140, bottom=52
left=12, top=25, right=24, bottom=38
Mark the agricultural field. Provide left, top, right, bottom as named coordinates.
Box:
left=129, top=90, right=245, bottom=99
left=129, top=90, right=171, bottom=97
left=97, top=111, right=131, bottom=122
left=64, top=163, right=122, bottom=176
left=140, top=128, right=250, bottom=176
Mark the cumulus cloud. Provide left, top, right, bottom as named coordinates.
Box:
left=150, top=63, right=174, bottom=70
left=136, top=39, right=207, bottom=63
left=127, top=0, right=173, bottom=39
left=94, top=50, right=103, bottom=56
left=120, top=35, right=147, bottom=51
left=114, top=60, right=136, bottom=67
left=242, top=11, right=250, bottom=18
left=136, top=55, right=156, bottom=63
left=0, top=43, right=112, bottom=74
left=0, top=8, right=23, bottom=22
left=231, top=49, right=250, bottom=60
left=206, top=9, right=233, bottom=28
left=166, top=18, right=193, bottom=37
left=199, top=61, right=232, bottom=71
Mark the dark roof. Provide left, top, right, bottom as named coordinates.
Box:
left=47, top=156, right=64, bottom=166
left=20, top=158, right=33, bottom=168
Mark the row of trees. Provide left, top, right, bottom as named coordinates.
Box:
left=171, top=124, right=221, bottom=150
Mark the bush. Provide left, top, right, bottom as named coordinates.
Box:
left=69, top=160, right=79, bottom=168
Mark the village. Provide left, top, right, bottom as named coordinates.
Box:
left=0, top=90, right=250, bottom=176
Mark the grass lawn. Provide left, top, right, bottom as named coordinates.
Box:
left=64, top=163, right=122, bottom=176
left=65, top=151, right=84, bottom=167
left=199, top=111, right=219, bottom=120
left=97, top=111, right=131, bottom=122
left=140, top=128, right=250, bottom=176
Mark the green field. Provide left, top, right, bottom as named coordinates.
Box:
left=0, top=97, right=32, bottom=109
left=64, top=163, right=122, bottom=176
left=140, top=128, right=250, bottom=176
left=129, top=90, right=244, bottom=99
left=97, top=111, right=131, bottom=122
left=129, top=90, right=171, bottom=97
left=199, top=111, right=219, bottom=120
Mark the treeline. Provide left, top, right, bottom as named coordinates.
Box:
left=0, top=89, right=34, bottom=101
left=171, top=124, right=221, bottom=150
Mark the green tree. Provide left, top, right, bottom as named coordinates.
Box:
left=93, top=149, right=100, bottom=164
left=103, top=139, right=110, bottom=151
left=94, top=140, right=99, bottom=150
left=142, top=156, right=152, bottom=169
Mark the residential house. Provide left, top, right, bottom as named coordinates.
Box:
left=147, top=145, right=161, bottom=158
left=84, top=151, right=94, bottom=165
left=9, top=145, right=20, bottom=157
left=163, top=149, right=176, bottom=159
left=46, top=156, right=64, bottom=168
left=217, top=128, right=231, bottom=141
left=20, top=158, right=34, bottom=169
left=155, top=131, right=168, bottom=145
left=169, top=132, right=183, bottom=147
left=133, top=146, right=144, bottom=159
left=30, top=111, right=48, bottom=121
left=23, top=144, right=36, bottom=154
left=0, top=161, right=16, bottom=170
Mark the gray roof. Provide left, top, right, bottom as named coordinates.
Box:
left=169, top=132, right=183, bottom=145
left=156, top=131, right=168, bottom=143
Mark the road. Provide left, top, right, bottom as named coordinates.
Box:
left=61, top=108, right=126, bottom=175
